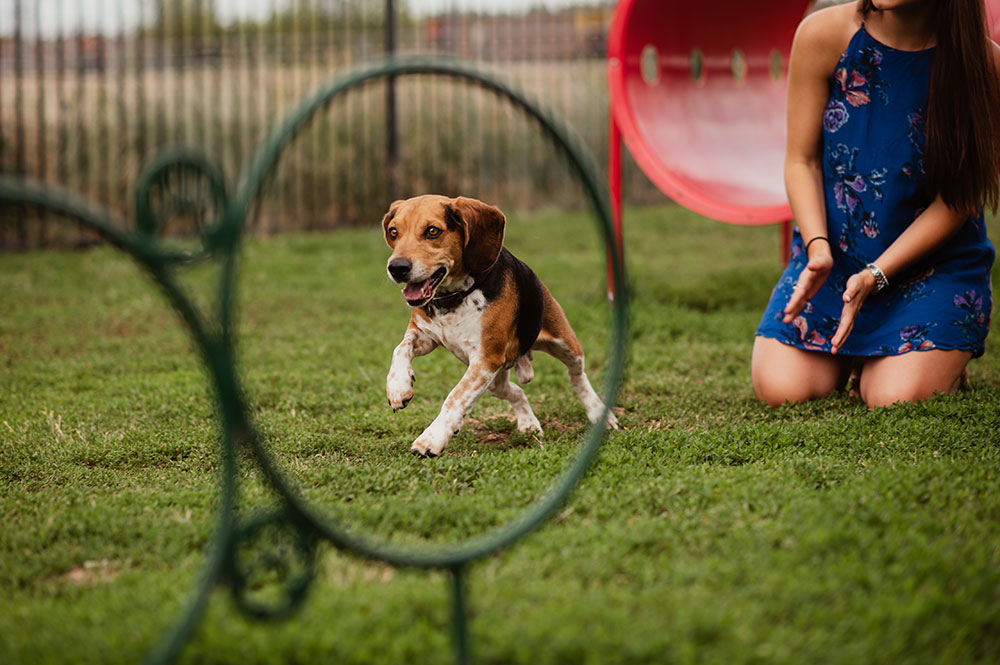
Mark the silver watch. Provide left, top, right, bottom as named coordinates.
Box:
left=865, top=263, right=889, bottom=293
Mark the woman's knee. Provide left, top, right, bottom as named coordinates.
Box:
left=859, top=351, right=971, bottom=408
left=751, top=337, right=846, bottom=407
left=860, top=374, right=964, bottom=408
left=753, top=377, right=811, bottom=407
left=860, top=382, right=929, bottom=408
left=752, top=368, right=837, bottom=407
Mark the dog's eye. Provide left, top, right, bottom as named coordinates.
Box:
left=424, top=226, right=442, bottom=239
left=387, top=227, right=398, bottom=240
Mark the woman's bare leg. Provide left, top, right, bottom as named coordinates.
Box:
left=752, top=336, right=853, bottom=407
left=859, top=349, right=972, bottom=408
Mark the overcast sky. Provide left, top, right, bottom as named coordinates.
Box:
left=1, top=0, right=609, bottom=38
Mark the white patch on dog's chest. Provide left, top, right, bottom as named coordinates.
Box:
left=414, top=291, right=486, bottom=365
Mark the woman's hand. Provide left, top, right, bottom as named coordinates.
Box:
left=830, top=268, right=878, bottom=354
left=782, top=245, right=834, bottom=323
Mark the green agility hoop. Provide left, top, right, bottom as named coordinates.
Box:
left=0, top=56, right=628, bottom=665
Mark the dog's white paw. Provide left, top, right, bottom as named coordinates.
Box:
left=386, top=369, right=414, bottom=412
left=410, top=419, right=452, bottom=457
left=587, top=405, right=619, bottom=430
left=517, top=412, right=543, bottom=434
left=410, top=433, right=448, bottom=458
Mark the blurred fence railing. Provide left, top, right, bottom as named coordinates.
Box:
left=1, top=0, right=662, bottom=249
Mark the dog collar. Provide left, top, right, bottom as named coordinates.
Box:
left=427, top=281, right=478, bottom=310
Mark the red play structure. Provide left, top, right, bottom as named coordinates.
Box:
left=606, top=0, right=1000, bottom=291
left=992, top=0, right=1000, bottom=42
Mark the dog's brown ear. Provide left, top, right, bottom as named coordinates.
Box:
left=381, top=200, right=405, bottom=246
left=448, top=196, right=505, bottom=274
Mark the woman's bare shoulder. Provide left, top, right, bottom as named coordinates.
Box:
left=793, top=2, right=861, bottom=61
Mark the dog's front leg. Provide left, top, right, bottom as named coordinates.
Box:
left=411, top=363, right=499, bottom=457
left=387, top=326, right=437, bottom=412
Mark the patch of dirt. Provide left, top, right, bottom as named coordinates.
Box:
left=465, top=416, right=519, bottom=446
left=47, top=558, right=121, bottom=587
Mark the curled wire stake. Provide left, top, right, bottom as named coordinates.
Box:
left=0, top=55, right=628, bottom=665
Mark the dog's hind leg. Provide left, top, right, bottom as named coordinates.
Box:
left=534, top=294, right=619, bottom=430
left=535, top=334, right=618, bottom=430
left=488, top=368, right=542, bottom=434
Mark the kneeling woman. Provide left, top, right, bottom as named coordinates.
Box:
left=753, top=0, right=1000, bottom=408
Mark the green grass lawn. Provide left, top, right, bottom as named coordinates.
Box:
left=2, top=205, right=999, bottom=665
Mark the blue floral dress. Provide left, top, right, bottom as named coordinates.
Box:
left=757, top=24, right=994, bottom=357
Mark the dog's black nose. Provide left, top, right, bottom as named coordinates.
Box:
left=388, top=258, right=412, bottom=282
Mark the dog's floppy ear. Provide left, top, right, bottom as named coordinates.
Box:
left=381, top=200, right=405, bottom=246
left=447, top=196, right=505, bottom=274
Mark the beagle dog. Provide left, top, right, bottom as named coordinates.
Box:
left=383, top=194, right=618, bottom=457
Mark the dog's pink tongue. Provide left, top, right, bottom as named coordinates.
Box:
left=403, top=280, right=430, bottom=301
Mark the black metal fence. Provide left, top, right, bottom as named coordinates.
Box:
left=1, top=0, right=661, bottom=249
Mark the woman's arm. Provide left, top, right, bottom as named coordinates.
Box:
left=782, top=6, right=858, bottom=322
left=871, top=197, right=968, bottom=278
left=831, top=197, right=968, bottom=352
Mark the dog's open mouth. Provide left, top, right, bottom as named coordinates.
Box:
left=402, top=267, right=447, bottom=306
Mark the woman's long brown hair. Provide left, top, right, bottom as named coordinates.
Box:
left=860, top=0, right=1000, bottom=217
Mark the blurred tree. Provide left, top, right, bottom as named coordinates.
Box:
left=148, top=0, right=222, bottom=37
left=262, top=0, right=413, bottom=33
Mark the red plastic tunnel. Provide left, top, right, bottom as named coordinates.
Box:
left=607, top=0, right=1000, bottom=228
left=607, top=0, right=811, bottom=226
left=992, top=0, right=1000, bottom=46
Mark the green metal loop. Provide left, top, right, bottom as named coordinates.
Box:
left=133, top=148, right=230, bottom=259
left=226, top=509, right=318, bottom=621
left=227, top=55, right=629, bottom=569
